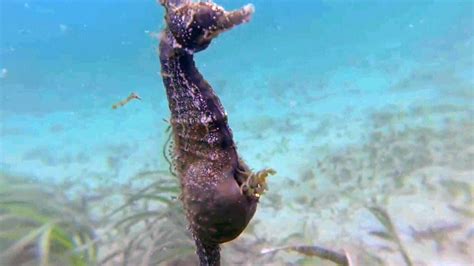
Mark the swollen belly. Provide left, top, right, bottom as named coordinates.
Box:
left=183, top=172, right=258, bottom=244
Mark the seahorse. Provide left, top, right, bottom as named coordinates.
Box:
left=157, top=1, right=274, bottom=265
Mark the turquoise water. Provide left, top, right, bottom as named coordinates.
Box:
left=1, top=0, right=473, bottom=265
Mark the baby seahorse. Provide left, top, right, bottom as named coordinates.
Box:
left=157, top=1, right=274, bottom=265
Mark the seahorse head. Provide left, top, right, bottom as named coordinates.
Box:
left=160, top=0, right=254, bottom=53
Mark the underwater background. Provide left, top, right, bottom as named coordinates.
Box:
left=0, top=0, right=473, bottom=265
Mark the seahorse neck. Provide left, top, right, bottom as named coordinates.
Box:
left=159, top=29, right=238, bottom=173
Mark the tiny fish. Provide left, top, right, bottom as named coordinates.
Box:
left=112, top=92, right=141, bottom=109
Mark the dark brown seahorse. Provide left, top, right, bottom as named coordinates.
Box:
left=157, top=0, right=274, bottom=265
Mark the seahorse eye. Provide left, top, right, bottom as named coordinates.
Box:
left=165, top=5, right=212, bottom=52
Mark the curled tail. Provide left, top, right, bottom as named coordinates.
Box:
left=194, top=236, right=221, bottom=266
